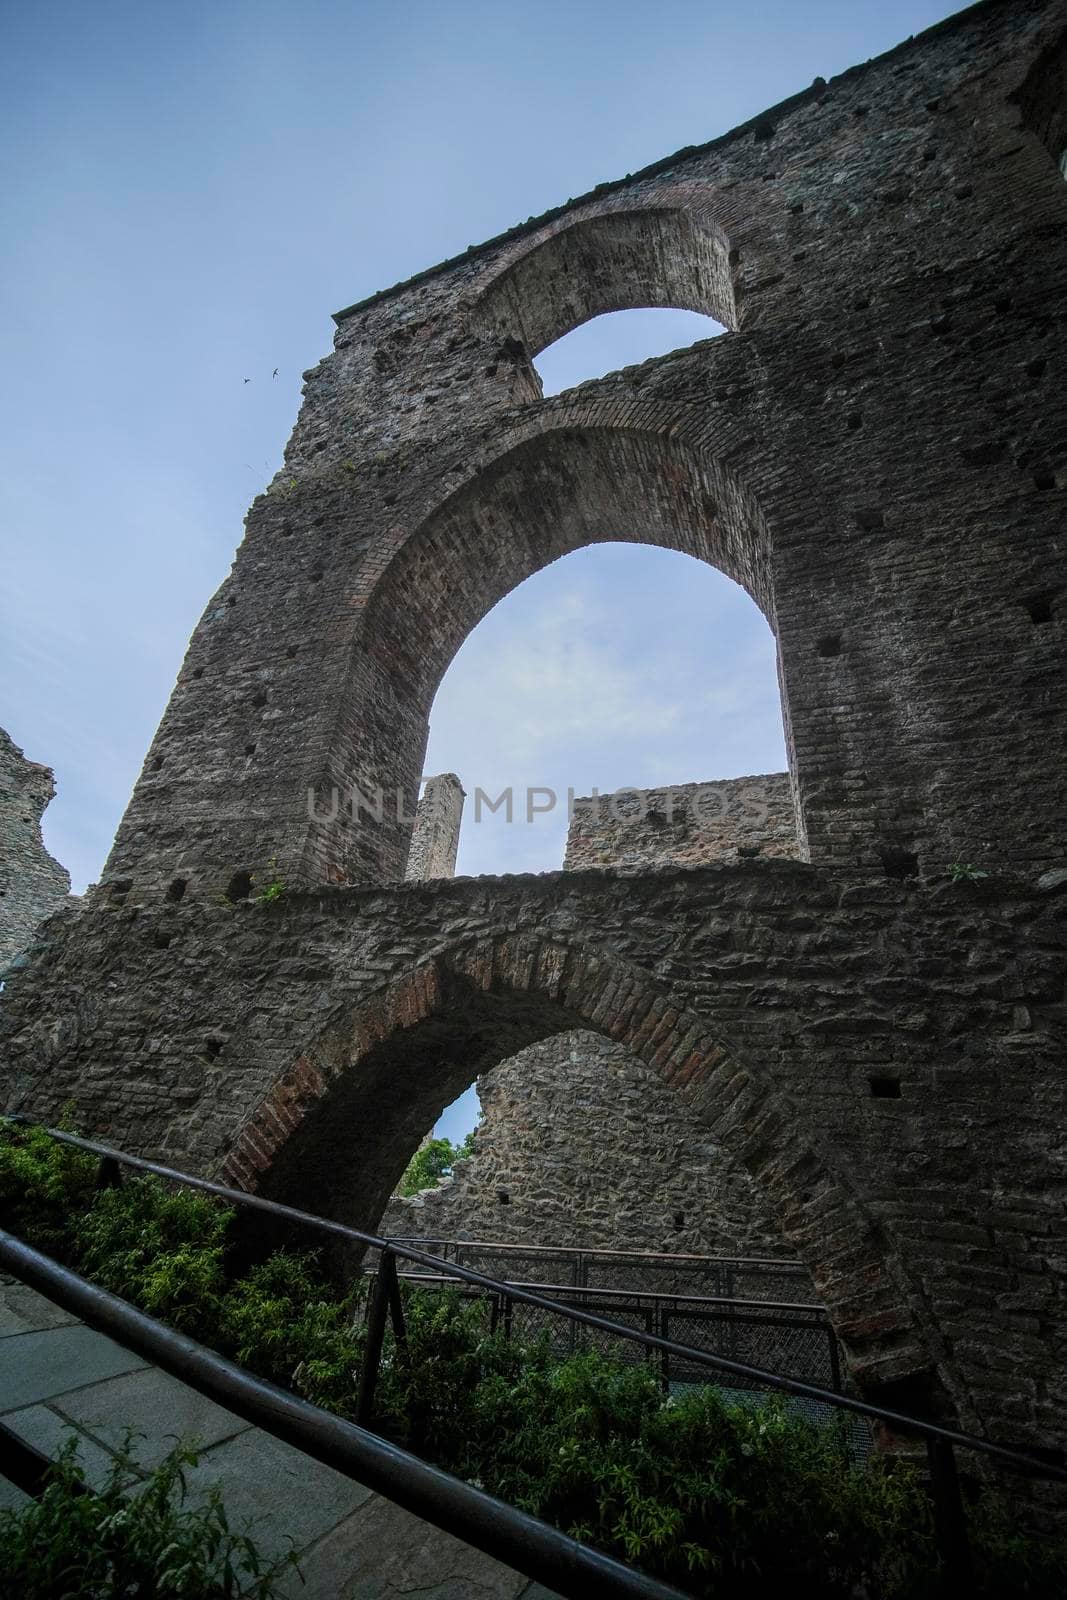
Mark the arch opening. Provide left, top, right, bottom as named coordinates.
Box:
left=421, top=543, right=788, bottom=876
left=473, top=206, right=739, bottom=361
left=1013, top=29, right=1067, bottom=178
left=335, top=421, right=800, bottom=888
left=223, top=940, right=927, bottom=1392
left=533, top=307, right=725, bottom=397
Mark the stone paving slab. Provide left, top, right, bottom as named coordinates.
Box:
left=0, top=1322, right=147, bottom=1412
left=52, top=1364, right=252, bottom=1469
left=0, top=1282, right=80, bottom=1338
left=279, top=1492, right=530, bottom=1599
left=181, top=1425, right=375, bottom=1562
left=4, top=1402, right=127, bottom=1491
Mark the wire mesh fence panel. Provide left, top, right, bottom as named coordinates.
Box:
left=726, top=1261, right=819, bottom=1304
left=500, top=1296, right=656, bottom=1368
left=581, top=1256, right=731, bottom=1299
left=455, top=1246, right=580, bottom=1287
left=661, top=1309, right=836, bottom=1390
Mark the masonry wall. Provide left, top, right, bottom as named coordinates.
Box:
left=384, top=774, right=801, bottom=1262
left=404, top=774, right=465, bottom=881
left=380, top=1030, right=793, bottom=1261
left=0, top=729, right=73, bottom=975
left=88, top=0, right=1067, bottom=900
left=2, top=0, right=1067, bottom=1495
left=564, top=774, right=798, bottom=871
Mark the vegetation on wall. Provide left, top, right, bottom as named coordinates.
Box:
left=1, top=1119, right=1063, bottom=1599
left=395, top=1126, right=477, bottom=1198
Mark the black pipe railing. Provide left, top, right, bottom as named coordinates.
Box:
left=386, top=1236, right=816, bottom=1302
left=0, top=1230, right=690, bottom=1600
left=6, top=1118, right=1067, bottom=1590
left=391, top=1270, right=830, bottom=1316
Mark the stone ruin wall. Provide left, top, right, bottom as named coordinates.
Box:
left=564, top=772, right=798, bottom=871
left=378, top=1030, right=792, bottom=1261
left=3, top=2, right=1066, bottom=1455
left=381, top=777, right=800, bottom=1265
left=0, top=729, right=74, bottom=976
left=404, top=773, right=465, bottom=881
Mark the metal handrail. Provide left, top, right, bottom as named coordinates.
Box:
left=6, top=1116, right=1067, bottom=1590
left=0, top=1229, right=689, bottom=1600
left=385, top=1235, right=807, bottom=1269
left=7, top=1118, right=1063, bottom=1480
left=389, top=1271, right=830, bottom=1317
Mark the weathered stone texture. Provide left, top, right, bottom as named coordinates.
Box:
left=380, top=1030, right=793, bottom=1261
left=1, top=0, right=1067, bottom=1497
left=0, top=729, right=73, bottom=975
left=404, top=773, right=465, bottom=882
left=385, top=776, right=801, bottom=1260
left=4, top=862, right=1066, bottom=1454
left=564, top=774, right=798, bottom=871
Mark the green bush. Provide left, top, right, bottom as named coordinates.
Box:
left=395, top=1135, right=461, bottom=1197
left=374, top=1286, right=530, bottom=1457
left=2, top=1119, right=1066, bottom=1597
left=0, top=1435, right=296, bottom=1599
left=75, top=1176, right=231, bottom=1337
left=454, top=1347, right=936, bottom=1597
left=217, top=1250, right=367, bottom=1413
left=0, top=1118, right=98, bottom=1261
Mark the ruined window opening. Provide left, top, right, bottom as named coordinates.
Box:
left=165, top=877, right=187, bottom=903
left=420, top=543, right=790, bottom=876
left=473, top=207, right=738, bottom=407
left=225, top=869, right=253, bottom=902
left=534, top=308, right=724, bottom=398
left=869, top=1076, right=902, bottom=1099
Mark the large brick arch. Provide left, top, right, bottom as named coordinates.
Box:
left=315, top=410, right=801, bottom=889
left=219, top=932, right=928, bottom=1394
left=468, top=203, right=738, bottom=360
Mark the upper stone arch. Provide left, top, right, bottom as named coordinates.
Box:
left=326, top=398, right=810, bottom=885
left=218, top=930, right=927, bottom=1393
left=468, top=196, right=739, bottom=363
left=357, top=412, right=778, bottom=720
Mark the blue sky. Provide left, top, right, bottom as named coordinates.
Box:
left=0, top=0, right=963, bottom=1138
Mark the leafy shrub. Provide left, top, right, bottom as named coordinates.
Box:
left=374, top=1286, right=530, bottom=1457
left=0, top=1434, right=296, bottom=1598
left=217, top=1250, right=367, bottom=1413
left=454, top=1347, right=936, bottom=1596
left=396, top=1136, right=460, bottom=1197
left=75, top=1176, right=231, bottom=1337
left=0, top=1118, right=98, bottom=1261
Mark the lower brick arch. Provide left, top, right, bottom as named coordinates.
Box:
left=221, top=932, right=932, bottom=1397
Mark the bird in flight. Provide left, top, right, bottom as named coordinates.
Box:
left=243, top=377, right=250, bottom=384
left=273, top=368, right=278, bottom=379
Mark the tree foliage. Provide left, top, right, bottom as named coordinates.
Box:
left=395, top=1124, right=477, bottom=1198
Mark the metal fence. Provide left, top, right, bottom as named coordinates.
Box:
left=388, top=1269, right=869, bottom=1459
left=385, top=1237, right=818, bottom=1303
